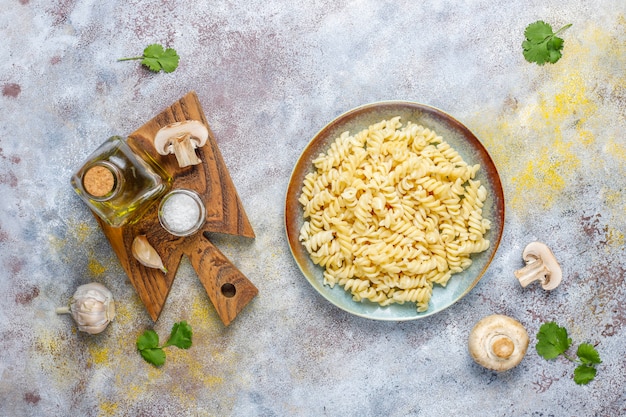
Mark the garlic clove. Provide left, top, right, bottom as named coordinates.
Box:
left=132, top=235, right=167, bottom=273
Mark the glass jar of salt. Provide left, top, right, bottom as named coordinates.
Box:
left=158, top=189, right=206, bottom=236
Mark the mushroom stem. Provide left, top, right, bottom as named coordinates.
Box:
left=491, top=336, right=515, bottom=359
left=172, top=133, right=202, bottom=167
left=514, top=257, right=550, bottom=288
left=55, top=306, right=71, bottom=315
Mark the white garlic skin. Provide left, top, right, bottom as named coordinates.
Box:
left=65, top=283, right=116, bottom=334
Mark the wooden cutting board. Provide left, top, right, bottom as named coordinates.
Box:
left=94, top=91, right=257, bottom=325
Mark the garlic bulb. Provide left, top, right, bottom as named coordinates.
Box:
left=56, top=282, right=116, bottom=334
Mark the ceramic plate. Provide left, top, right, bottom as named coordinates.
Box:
left=285, top=101, right=504, bottom=320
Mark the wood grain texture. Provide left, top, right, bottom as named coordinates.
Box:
left=96, top=91, right=257, bottom=323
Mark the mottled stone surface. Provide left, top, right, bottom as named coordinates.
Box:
left=1, top=1, right=625, bottom=416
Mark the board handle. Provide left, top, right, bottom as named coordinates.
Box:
left=186, top=235, right=258, bottom=326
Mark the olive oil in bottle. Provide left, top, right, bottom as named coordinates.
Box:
left=71, top=136, right=171, bottom=227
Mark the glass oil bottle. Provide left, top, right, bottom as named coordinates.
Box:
left=71, top=136, right=172, bottom=227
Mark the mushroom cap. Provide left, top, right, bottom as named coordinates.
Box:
left=153, top=120, right=209, bottom=155
left=468, top=314, right=529, bottom=372
left=522, top=242, right=562, bottom=290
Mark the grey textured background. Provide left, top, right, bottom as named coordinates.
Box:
left=1, top=1, right=625, bottom=416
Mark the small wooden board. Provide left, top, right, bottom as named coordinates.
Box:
left=95, top=91, right=257, bottom=325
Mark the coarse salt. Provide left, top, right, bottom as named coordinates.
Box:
left=159, top=190, right=205, bottom=236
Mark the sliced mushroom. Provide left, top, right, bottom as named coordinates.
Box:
left=468, top=314, right=529, bottom=371
left=154, top=120, right=209, bottom=168
left=514, top=242, right=562, bottom=290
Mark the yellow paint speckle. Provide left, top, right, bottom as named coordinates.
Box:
left=88, top=257, right=107, bottom=276
left=604, top=226, right=625, bottom=247
left=69, top=220, right=95, bottom=244
left=98, top=401, right=119, bottom=417
left=34, top=330, right=61, bottom=355
left=603, top=188, right=623, bottom=206
left=540, top=71, right=597, bottom=122
left=191, top=294, right=214, bottom=323
left=187, top=354, right=225, bottom=388
left=88, top=344, right=109, bottom=365
left=577, top=128, right=595, bottom=146
left=115, top=383, right=145, bottom=402
left=110, top=301, right=133, bottom=326
left=510, top=137, right=580, bottom=210
left=605, top=139, right=626, bottom=163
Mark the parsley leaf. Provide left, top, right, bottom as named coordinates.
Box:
left=536, top=322, right=571, bottom=359
left=574, top=364, right=597, bottom=385
left=136, top=321, right=193, bottom=367
left=535, top=322, right=601, bottom=385
left=522, top=21, right=572, bottom=65
left=118, top=44, right=180, bottom=73
left=164, top=320, right=193, bottom=349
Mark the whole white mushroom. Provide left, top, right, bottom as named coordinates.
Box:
left=468, top=314, right=529, bottom=371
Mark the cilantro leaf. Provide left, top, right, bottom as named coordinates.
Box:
left=140, top=347, right=166, bottom=367
left=522, top=40, right=550, bottom=66
left=118, top=43, right=180, bottom=73
left=577, top=343, right=601, bottom=365
left=536, top=322, right=571, bottom=359
left=524, top=21, right=554, bottom=43
left=522, top=21, right=572, bottom=65
left=573, top=364, right=597, bottom=385
left=535, top=322, right=602, bottom=385
left=141, top=44, right=180, bottom=73
left=136, top=321, right=193, bottom=367
left=164, top=320, right=193, bottom=349
left=137, top=329, right=159, bottom=350
left=137, top=329, right=164, bottom=367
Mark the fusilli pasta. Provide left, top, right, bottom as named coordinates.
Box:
left=299, top=117, right=490, bottom=312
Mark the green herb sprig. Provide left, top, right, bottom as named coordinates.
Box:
left=522, top=21, right=572, bottom=65
left=118, top=44, right=180, bottom=73
left=536, top=321, right=601, bottom=385
left=137, top=321, right=192, bottom=367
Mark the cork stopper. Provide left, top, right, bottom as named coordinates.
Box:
left=83, top=164, right=116, bottom=198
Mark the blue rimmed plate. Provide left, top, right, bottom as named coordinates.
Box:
left=285, top=101, right=504, bottom=320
